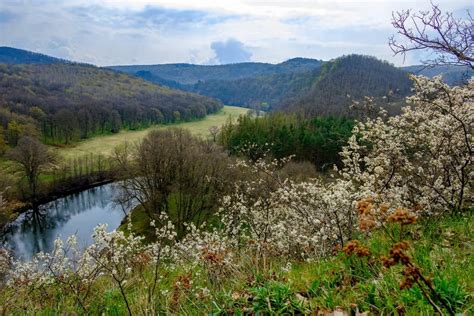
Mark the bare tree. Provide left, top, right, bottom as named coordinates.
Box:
left=390, top=3, right=473, bottom=68
left=7, top=137, right=55, bottom=205
left=116, top=128, right=232, bottom=237
left=208, top=125, right=220, bottom=142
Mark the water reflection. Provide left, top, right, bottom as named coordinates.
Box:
left=1, top=183, right=127, bottom=260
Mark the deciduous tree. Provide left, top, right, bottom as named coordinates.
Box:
left=7, top=136, right=56, bottom=205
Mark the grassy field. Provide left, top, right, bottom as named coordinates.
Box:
left=56, top=105, right=248, bottom=159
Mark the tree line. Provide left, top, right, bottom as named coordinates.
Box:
left=218, top=113, right=355, bottom=170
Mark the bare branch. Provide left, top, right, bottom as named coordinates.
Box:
left=390, top=3, right=473, bottom=68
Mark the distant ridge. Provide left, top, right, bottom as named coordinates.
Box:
left=109, top=58, right=324, bottom=85
left=0, top=46, right=73, bottom=65
left=1, top=46, right=469, bottom=117
left=109, top=55, right=468, bottom=113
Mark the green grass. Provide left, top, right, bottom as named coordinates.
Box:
left=2, top=213, right=472, bottom=314
left=56, top=106, right=248, bottom=159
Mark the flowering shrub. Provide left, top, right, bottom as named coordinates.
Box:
left=341, top=76, right=473, bottom=214
left=175, top=223, right=238, bottom=285
left=2, top=214, right=178, bottom=314
left=220, top=172, right=357, bottom=261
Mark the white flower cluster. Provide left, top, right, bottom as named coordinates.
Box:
left=2, top=214, right=179, bottom=312
left=340, top=75, right=473, bottom=214
left=221, top=161, right=357, bottom=260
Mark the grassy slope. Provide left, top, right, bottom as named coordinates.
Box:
left=108, top=214, right=474, bottom=314
left=2, top=213, right=471, bottom=314
left=56, top=105, right=248, bottom=159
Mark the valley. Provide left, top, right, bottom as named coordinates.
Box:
left=0, top=2, right=472, bottom=313
left=56, top=105, right=248, bottom=159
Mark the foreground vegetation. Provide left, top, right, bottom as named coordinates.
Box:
left=0, top=74, right=471, bottom=315
left=1, top=213, right=471, bottom=315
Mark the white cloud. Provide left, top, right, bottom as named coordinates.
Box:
left=0, top=0, right=471, bottom=66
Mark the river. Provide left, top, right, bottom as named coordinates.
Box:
left=0, top=183, right=127, bottom=261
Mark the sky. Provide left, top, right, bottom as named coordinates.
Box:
left=0, top=0, right=471, bottom=66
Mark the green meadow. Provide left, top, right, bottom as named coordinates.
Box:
left=56, top=105, right=248, bottom=159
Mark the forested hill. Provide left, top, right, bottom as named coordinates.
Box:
left=185, top=68, right=319, bottom=108
left=111, top=55, right=415, bottom=114
left=0, top=63, right=222, bottom=145
left=181, top=55, right=413, bottom=115
left=109, top=58, right=324, bottom=84
left=112, top=55, right=471, bottom=116
left=0, top=47, right=71, bottom=65
left=277, top=55, right=413, bottom=116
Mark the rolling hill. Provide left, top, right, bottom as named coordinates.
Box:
left=0, top=47, right=72, bottom=65
left=2, top=46, right=469, bottom=121
left=110, top=58, right=325, bottom=108
left=183, top=68, right=319, bottom=108
left=110, top=54, right=471, bottom=116
left=109, top=58, right=324, bottom=85
left=281, top=55, right=413, bottom=116
left=0, top=63, right=222, bottom=145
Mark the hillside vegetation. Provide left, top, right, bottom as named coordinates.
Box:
left=115, top=55, right=414, bottom=115
left=280, top=55, right=413, bottom=116
left=0, top=47, right=71, bottom=65
left=0, top=63, right=222, bottom=146
left=186, top=68, right=319, bottom=108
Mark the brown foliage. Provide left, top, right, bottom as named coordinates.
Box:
left=342, top=240, right=370, bottom=257
left=387, top=208, right=417, bottom=225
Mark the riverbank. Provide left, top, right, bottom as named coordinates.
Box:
left=0, top=105, right=248, bottom=230
left=1, top=177, right=117, bottom=231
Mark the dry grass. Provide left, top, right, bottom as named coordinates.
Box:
left=55, top=106, right=248, bottom=159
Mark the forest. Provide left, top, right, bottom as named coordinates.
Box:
left=281, top=55, right=413, bottom=116
left=219, top=113, right=354, bottom=170
left=110, top=57, right=323, bottom=85
left=0, top=63, right=222, bottom=146
left=115, top=54, right=470, bottom=116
